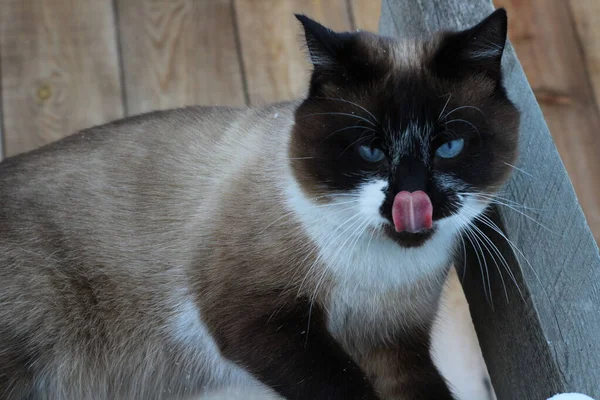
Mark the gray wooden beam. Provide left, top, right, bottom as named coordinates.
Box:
left=380, top=1, right=600, bottom=398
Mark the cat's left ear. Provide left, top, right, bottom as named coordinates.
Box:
left=432, top=9, right=508, bottom=81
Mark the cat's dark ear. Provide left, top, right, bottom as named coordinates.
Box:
left=432, top=8, right=508, bottom=81
left=295, top=14, right=347, bottom=68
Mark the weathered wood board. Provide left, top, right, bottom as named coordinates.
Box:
left=569, top=0, right=600, bottom=115
left=116, top=0, right=246, bottom=114
left=0, top=0, right=123, bottom=156
left=495, top=0, right=600, bottom=246
left=349, top=0, right=382, bottom=32
left=380, top=0, right=600, bottom=398
left=234, top=0, right=352, bottom=105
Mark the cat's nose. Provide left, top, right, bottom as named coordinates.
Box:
left=393, top=156, right=429, bottom=193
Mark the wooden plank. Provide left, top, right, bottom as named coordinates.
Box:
left=569, top=0, right=600, bottom=148
left=348, top=0, right=382, bottom=32
left=116, top=0, right=245, bottom=115
left=0, top=109, right=4, bottom=161
left=0, top=0, right=123, bottom=156
left=234, top=0, right=352, bottom=105
left=569, top=0, right=600, bottom=105
left=495, top=0, right=600, bottom=244
left=381, top=1, right=600, bottom=398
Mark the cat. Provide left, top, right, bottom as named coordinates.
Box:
left=0, top=8, right=518, bottom=400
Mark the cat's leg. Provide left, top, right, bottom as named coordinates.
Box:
left=359, top=267, right=493, bottom=400
left=205, top=297, right=379, bottom=400
left=359, top=338, right=455, bottom=400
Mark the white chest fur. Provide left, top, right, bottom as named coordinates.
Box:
left=324, top=227, right=454, bottom=344
left=284, top=177, right=465, bottom=343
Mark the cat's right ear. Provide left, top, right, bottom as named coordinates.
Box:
left=295, top=14, right=346, bottom=69
left=296, top=15, right=361, bottom=96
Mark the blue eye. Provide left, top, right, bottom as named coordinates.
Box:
left=435, top=138, right=465, bottom=159
left=357, top=145, right=385, bottom=163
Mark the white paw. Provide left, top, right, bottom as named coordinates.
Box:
left=431, top=267, right=496, bottom=400
left=547, top=394, right=596, bottom=400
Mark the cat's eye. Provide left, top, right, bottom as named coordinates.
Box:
left=435, top=138, right=465, bottom=159
left=357, top=145, right=385, bottom=163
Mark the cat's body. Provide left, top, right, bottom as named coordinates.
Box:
left=0, top=10, right=518, bottom=400
left=0, top=104, right=450, bottom=399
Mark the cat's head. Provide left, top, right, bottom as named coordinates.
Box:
left=289, top=9, right=519, bottom=249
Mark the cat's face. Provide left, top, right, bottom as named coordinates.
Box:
left=290, top=10, right=519, bottom=248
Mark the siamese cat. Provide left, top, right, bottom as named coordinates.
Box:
left=0, top=9, right=518, bottom=400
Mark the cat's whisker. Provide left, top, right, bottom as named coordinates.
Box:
left=485, top=200, right=545, bottom=216
left=486, top=200, right=557, bottom=235
left=437, top=93, right=452, bottom=122
left=345, top=218, right=372, bottom=270
left=452, top=209, right=491, bottom=303
left=453, top=213, right=494, bottom=306
left=314, top=200, right=361, bottom=207
left=297, top=213, right=364, bottom=297
left=313, top=215, right=370, bottom=293
left=472, top=198, right=542, bottom=216
left=266, top=301, right=291, bottom=325
left=338, top=130, right=378, bottom=158
left=320, top=124, right=377, bottom=144
left=313, top=96, right=379, bottom=125
left=459, top=235, right=467, bottom=284
left=462, top=213, right=521, bottom=302
left=312, top=193, right=362, bottom=200
left=470, top=222, right=510, bottom=303
left=462, top=209, right=542, bottom=304
left=317, top=216, right=369, bottom=288
left=441, top=119, right=480, bottom=136
left=473, top=212, right=537, bottom=275
left=301, top=112, right=376, bottom=127
left=320, top=216, right=373, bottom=309
left=441, top=128, right=459, bottom=139
left=502, top=161, right=538, bottom=180
left=260, top=203, right=359, bottom=234
left=481, top=218, right=569, bottom=343
left=471, top=225, right=524, bottom=302
left=365, top=224, right=380, bottom=255
left=441, top=105, right=485, bottom=121
left=460, top=224, right=492, bottom=306
left=461, top=192, right=540, bottom=210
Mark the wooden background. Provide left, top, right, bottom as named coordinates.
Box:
left=0, top=0, right=598, bottom=244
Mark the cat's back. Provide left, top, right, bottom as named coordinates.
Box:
left=0, top=103, right=297, bottom=272
left=0, top=105, right=243, bottom=189
left=0, top=105, right=248, bottom=274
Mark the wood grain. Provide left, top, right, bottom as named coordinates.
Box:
left=349, top=0, right=382, bottom=32
left=495, top=0, right=600, bottom=244
left=117, top=0, right=245, bottom=115
left=0, top=0, right=123, bottom=156
left=569, top=0, right=600, bottom=126
left=381, top=0, right=600, bottom=397
left=234, top=0, right=353, bottom=105
left=0, top=115, right=4, bottom=161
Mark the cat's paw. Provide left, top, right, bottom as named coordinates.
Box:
left=547, top=394, right=596, bottom=400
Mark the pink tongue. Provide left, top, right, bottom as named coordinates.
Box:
left=392, top=191, right=433, bottom=233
